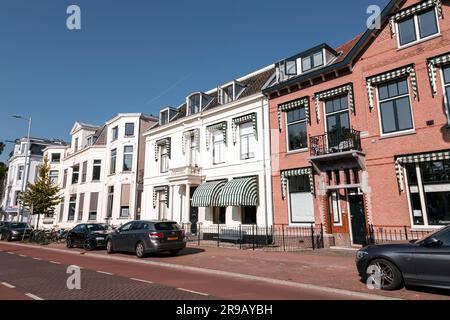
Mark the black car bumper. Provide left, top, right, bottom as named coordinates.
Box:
left=145, top=240, right=187, bottom=253
left=355, top=257, right=369, bottom=279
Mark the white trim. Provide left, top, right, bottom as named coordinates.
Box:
left=287, top=180, right=315, bottom=226
left=329, top=190, right=343, bottom=227
left=284, top=108, right=308, bottom=153
left=439, top=67, right=450, bottom=124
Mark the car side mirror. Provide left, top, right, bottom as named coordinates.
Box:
left=423, top=237, right=442, bottom=248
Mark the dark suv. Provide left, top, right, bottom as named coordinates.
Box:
left=106, top=220, right=186, bottom=258
left=0, top=222, right=33, bottom=241
left=66, top=223, right=113, bottom=250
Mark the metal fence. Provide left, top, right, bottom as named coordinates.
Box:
left=181, top=223, right=324, bottom=251
left=367, top=224, right=435, bottom=244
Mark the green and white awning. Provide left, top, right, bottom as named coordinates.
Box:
left=152, top=185, right=169, bottom=208
left=191, top=180, right=226, bottom=207
left=216, top=177, right=259, bottom=207
left=395, top=150, right=450, bottom=192
left=428, top=52, right=450, bottom=96
left=389, top=0, right=442, bottom=37
left=231, top=113, right=257, bottom=144
left=154, top=137, right=171, bottom=161
left=278, top=97, right=310, bottom=131
left=280, top=168, right=314, bottom=199
left=366, top=65, right=418, bottom=110
left=206, top=121, right=227, bottom=150
left=314, top=84, right=354, bottom=122
left=182, top=129, right=200, bottom=154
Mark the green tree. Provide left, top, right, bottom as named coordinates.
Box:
left=21, top=155, right=61, bottom=228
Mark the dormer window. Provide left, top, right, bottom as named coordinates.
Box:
left=160, top=110, right=169, bottom=125
left=285, top=60, right=297, bottom=76
left=218, top=81, right=246, bottom=105
left=187, top=93, right=212, bottom=115
left=302, top=51, right=323, bottom=72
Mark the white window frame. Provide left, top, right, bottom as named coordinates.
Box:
left=212, top=131, right=226, bottom=165
left=287, top=178, right=315, bottom=226
left=329, top=190, right=342, bottom=226
left=396, top=7, right=441, bottom=49
left=239, top=122, right=256, bottom=160
left=440, top=66, right=450, bottom=124
left=285, top=109, right=308, bottom=153
left=323, top=94, right=351, bottom=135
left=123, top=145, right=134, bottom=172
left=110, top=148, right=117, bottom=175
left=49, top=170, right=59, bottom=185
left=188, top=135, right=198, bottom=167
left=160, top=145, right=169, bottom=173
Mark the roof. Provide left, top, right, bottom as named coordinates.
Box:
left=263, top=0, right=401, bottom=94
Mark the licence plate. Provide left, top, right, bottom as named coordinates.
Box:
left=167, top=237, right=178, bottom=241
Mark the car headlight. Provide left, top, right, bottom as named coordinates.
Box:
left=356, top=250, right=369, bottom=260
left=11, top=230, right=19, bottom=235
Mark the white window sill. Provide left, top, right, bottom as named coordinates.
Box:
left=286, top=148, right=309, bottom=155
left=379, top=130, right=416, bottom=140
left=397, top=33, right=441, bottom=51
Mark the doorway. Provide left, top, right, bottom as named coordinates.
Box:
left=348, top=194, right=367, bottom=245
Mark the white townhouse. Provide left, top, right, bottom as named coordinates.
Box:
left=43, top=113, right=157, bottom=229
left=1, top=137, right=67, bottom=223
left=142, top=65, right=275, bottom=231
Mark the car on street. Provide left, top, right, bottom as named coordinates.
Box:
left=356, top=226, right=450, bottom=291
left=0, top=222, right=33, bottom=241
left=66, top=223, right=113, bottom=250
left=106, top=220, right=186, bottom=258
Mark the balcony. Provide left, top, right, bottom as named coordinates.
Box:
left=167, top=165, right=203, bottom=185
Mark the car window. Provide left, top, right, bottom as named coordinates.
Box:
left=79, top=225, right=87, bottom=233
left=10, top=223, right=27, bottom=229
left=436, top=228, right=450, bottom=246
left=72, top=225, right=81, bottom=232
left=119, top=222, right=133, bottom=232
left=86, top=224, right=109, bottom=232
left=154, top=222, right=180, bottom=231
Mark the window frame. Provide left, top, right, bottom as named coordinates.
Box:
left=111, top=126, right=119, bottom=141
left=285, top=107, right=308, bottom=153
left=92, top=160, right=101, bottom=181
left=124, top=122, right=135, bottom=137
left=396, top=7, right=440, bottom=49
left=160, top=145, right=169, bottom=173
left=212, top=131, right=226, bottom=165
left=323, top=94, right=351, bottom=137
left=239, top=122, right=256, bottom=160
left=71, top=164, right=80, bottom=185
left=329, top=190, right=342, bottom=226
left=301, top=51, right=324, bottom=73
left=440, top=65, right=450, bottom=124
left=287, top=175, right=315, bottom=225
left=110, top=148, right=117, bottom=175
left=123, top=145, right=134, bottom=172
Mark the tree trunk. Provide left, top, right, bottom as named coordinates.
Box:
left=36, top=213, right=40, bottom=229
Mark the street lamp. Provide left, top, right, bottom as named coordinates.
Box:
left=12, top=115, right=32, bottom=223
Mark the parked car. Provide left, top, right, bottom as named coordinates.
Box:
left=0, top=222, right=33, bottom=241
left=66, top=223, right=113, bottom=250
left=106, top=220, right=186, bottom=258
left=356, top=226, right=450, bottom=290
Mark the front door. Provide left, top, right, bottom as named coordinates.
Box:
left=348, top=194, right=367, bottom=245
left=189, top=186, right=198, bottom=234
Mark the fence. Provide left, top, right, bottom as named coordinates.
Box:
left=180, top=223, right=324, bottom=251
left=366, top=224, right=435, bottom=244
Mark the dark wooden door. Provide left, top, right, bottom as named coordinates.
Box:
left=349, top=194, right=367, bottom=245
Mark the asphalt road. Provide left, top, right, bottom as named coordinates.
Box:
left=0, top=243, right=371, bottom=300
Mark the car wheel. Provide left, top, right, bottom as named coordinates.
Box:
left=106, top=240, right=114, bottom=254
left=135, top=241, right=146, bottom=258
left=169, top=249, right=181, bottom=256
left=7, top=233, right=12, bottom=242
left=66, top=237, right=73, bottom=248
left=83, top=239, right=93, bottom=251
left=366, top=259, right=403, bottom=291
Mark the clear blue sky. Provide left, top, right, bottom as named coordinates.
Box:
left=0, top=0, right=389, bottom=161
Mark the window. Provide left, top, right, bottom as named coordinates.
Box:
left=111, top=126, right=118, bottom=141
left=86, top=136, right=93, bottom=146
left=189, top=94, right=201, bottom=115
left=325, top=94, right=350, bottom=147
left=189, top=135, right=198, bottom=166
left=213, top=131, right=225, bottom=164
left=119, top=222, right=133, bottom=232
left=49, top=170, right=59, bottom=185
left=120, top=206, right=130, bottom=218
left=242, top=206, right=257, bottom=225
left=329, top=191, right=341, bottom=225
left=68, top=195, right=76, bottom=221
left=286, top=108, right=307, bottom=151
left=158, top=191, right=168, bottom=220
left=405, top=160, right=450, bottom=226
left=123, top=146, right=133, bottom=172
left=71, top=165, right=79, bottom=184
left=92, top=160, right=101, bottom=181
left=81, top=161, right=87, bottom=183
left=397, top=8, right=439, bottom=47
left=74, top=137, right=79, bottom=152
left=435, top=228, right=450, bottom=246
left=285, top=60, right=297, bottom=76
left=378, top=78, right=413, bottom=135
left=107, top=186, right=114, bottom=218
left=221, top=85, right=234, bottom=104
left=289, top=175, right=314, bottom=224
left=442, top=65, right=450, bottom=118
left=63, top=169, right=68, bottom=188
left=77, top=193, right=85, bottom=221
left=14, top=191, right=20, bottom=206
left=51, top=153, right=61, bottom=163
left=110, top=149, right=117, bottom=174
left=160, top=110, right=169, bottom=125
left=213, top=207, right=226, bottom=224
left=219, top=82, right=246, bottom=104
left=125, top=123, right=134, bottom=137
left=59, top=199, right=64, bottom=222
left=240, top=122, right=256, bottom=160
left=89, top=192, right=99, bottom=221
left=302, top=51, right=323, bottom=72
left=160, top=145, right=169, bottom=173
left=17, top=165, right=24, bottom=181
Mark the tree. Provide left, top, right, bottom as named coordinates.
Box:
left=21, top=155, right=61, bottom=228
left=0, top=142, right=7, bottom=201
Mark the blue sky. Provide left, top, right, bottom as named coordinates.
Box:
left=0, top=0, right=389, bottom=161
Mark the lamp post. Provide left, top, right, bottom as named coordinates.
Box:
left=12, top=115, right=32, bottom=223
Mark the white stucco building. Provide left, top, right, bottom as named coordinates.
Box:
left=1, top=137, right=67, bottom=222
left=42, top=113, right=157, bottom=229
left=142, top=65, right=275, bottom=231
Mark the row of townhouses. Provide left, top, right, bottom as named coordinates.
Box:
left=2, top=0, right=450, bottom=247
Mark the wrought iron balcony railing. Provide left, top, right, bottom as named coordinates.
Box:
left=310, top=128, right=362, bottom=157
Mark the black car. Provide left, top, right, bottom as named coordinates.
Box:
left=106, top=220, right=186, bottom=258
left=356, top=226, right=450, bottom=291
left=0, top=222, right=33, bottom=241
left=66, top=223, right=113, bottom=250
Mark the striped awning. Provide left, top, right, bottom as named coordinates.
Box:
left=314, top=84, right=355, bottom=122
left=280, top=168, right=314, bottom=199
left=152, top=185, right=169, bottom=208
left=366, top=65, right=418, bottom=110
left=216, top=177, right=259, bottom=207
left=206, top=121, right=227, bottom=150
left=154, top=138, right=171, bottom=161
left=191, top=180, right=226, bottom=207
left=182, top=129, right=200, bottom=154
left=395, top=150, right=450, bottom=192
left=278, top=97, right=310, bottom=131
left=389, top=0, right=443, bottom=37
left=231, top=113, right=257, bottom=144
left=428, top=52, right=450, bottom=96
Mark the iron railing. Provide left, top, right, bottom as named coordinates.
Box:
left=180, top=223, right=324, bottom=251
left=366, top=224, right=436, bottom=244
left=310, top=128, right=362, bottom=156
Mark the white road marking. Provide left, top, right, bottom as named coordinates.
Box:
left=97, top=271, right=113, bottom=275
left=1, top=282, right=16, bottom=289
left=6, top=252, right=14, bottom=255
left=33, top=257, right=42, bottom=261
left=130, top=278, right=153, bottom=284
left=177, top=288, right=209, bottom=296
left=49, top=261, right=61, bottom=265
left=25, top=293, right=44, bottom=300
left=18, top=254, right=26, bottom=257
